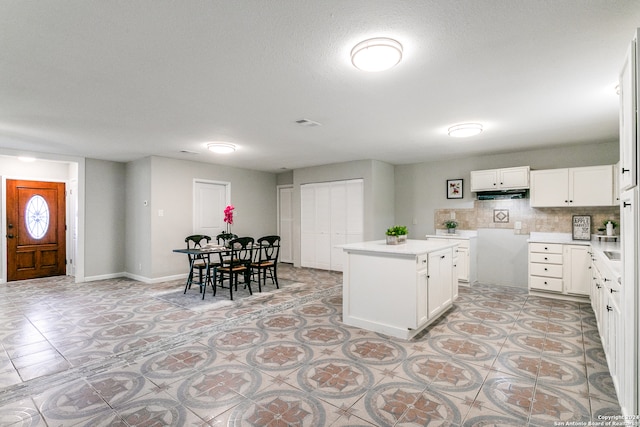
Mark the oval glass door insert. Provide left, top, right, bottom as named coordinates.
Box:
left=25, top=194, right=49, bottom=239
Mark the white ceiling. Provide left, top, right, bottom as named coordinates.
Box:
left=1, top=1, right=639, bottom=172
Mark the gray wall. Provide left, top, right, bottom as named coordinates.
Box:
left=148, top=156, right=277, bottom=280
left=394, top=141, right=620, bottom=237
left=84, top=159, right=126, bottom=278
left=292, top=159, right=395, bottom=266
left=125, top=157, right=152, bottom=278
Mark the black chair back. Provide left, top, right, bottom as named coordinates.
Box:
left=219, top=236, right=254, bottom=266
left=256, top=235, right=280, bottom=264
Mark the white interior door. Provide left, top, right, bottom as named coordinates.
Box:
left=278, top=185, right=293, bottom=263
left=193, top=180, right=229, bottom=239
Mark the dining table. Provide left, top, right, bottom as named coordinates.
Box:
left=173, top=244, right=229, bottom=298
left=173, top=242, right=264, bottom=299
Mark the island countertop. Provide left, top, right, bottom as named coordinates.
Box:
left=338, top=239, right=458, bottom=256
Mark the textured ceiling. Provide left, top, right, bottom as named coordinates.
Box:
left=1, top=1, right=639, bottom=172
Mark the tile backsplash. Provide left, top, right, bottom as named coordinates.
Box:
left=434, top=199, right=620, bottom=235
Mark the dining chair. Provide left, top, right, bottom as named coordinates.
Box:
left=213, top=237, right=254, bottom=300
left=251, top=235, right=280, bottom=292
left=183, top=234, right=211, bottom=296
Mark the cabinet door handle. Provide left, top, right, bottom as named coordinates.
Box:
left=610, top=288, right=618, bottom=293
left=606, top=305, right=612, bottom=312
left=440, top=255, right=445, bottom=259
left=596, top=284, right=601, bottom=289
left=603, top=278, right=610, bottom=282
left=623, top=202, right=631, bottom=208
left=622, top=168, right=630, bottom=173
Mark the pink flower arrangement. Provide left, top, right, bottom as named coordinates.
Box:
left=224, top=204, right=234, bottom=225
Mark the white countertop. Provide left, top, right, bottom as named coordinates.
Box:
left=425, top=229, right=478, bottom=240
left=338, top=239, right=458, bottom=255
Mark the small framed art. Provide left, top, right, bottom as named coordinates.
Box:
left=447, top=179, right=463, bottom=199
left=572, top=215, right=591, bottom=241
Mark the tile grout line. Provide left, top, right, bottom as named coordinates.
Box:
left=0, top=284, right=342, bottom=406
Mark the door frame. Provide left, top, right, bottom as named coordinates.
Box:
left=1, top=154, right=84, bottom=284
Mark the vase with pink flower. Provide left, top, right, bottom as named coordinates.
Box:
left=217, top=204, right=237, bottom=246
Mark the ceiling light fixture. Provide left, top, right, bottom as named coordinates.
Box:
left=448, top=123, right=483, bottom=138
left=351, top=37, right=403, bottom=72
left=207, top=142, right=236, bottom=154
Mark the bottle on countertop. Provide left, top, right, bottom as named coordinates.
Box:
left=606, top=221, right=613, bottom=236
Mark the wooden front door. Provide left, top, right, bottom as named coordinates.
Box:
left=6, top=180, right=66, bottom=281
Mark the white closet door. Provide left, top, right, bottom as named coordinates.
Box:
left=346, top=179, right=364, bottom=243
left=300, top=185, right=316, bottom=268
left=194, top=180, right=229, bottom=238
left=278, top=186, right=294, bottom=263
left=330, top=183, right=347, bottom=271
left=314, top=185, right=332, bottom=270
left=300, top=179, right=364, bottom=271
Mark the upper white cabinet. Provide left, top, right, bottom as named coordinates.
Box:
left=530, top=165, right=615, bottom=207
left=619, top=31, right=638, bottom=191
left=470, top=166, right=530, bottom=192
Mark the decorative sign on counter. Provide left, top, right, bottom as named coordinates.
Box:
left=572, top=215, right=591, bottom=241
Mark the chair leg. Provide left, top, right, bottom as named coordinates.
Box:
left=184, top=259, right=195, bottom=294
left=273, top=265, right=279, bottom=289
left=210, top=267, right=217, bottom=297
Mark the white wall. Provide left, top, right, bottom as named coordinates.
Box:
left=125, top=157, right=152, bottom=279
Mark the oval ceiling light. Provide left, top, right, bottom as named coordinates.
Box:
left=207, top=142, right=236, bottom=154
left=448, top=123, right=483, bottom=138
left=351, top=37, right=403, bottom=72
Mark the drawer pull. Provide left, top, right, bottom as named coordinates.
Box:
left=544, top=281, right=548, bottom=285
left=603, top=278, right=610, bottom=282
left=544, top=257, right=548, bottom=260
left=610, top=288, right=618, bottom=293
left=596, top=284, right=601, bottom=289
left=544, top=268, right=548, bottom=271
left=606, top=305, right=612, bottom=312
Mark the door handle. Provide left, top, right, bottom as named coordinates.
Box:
left=6, top=234, right=14, bottom=239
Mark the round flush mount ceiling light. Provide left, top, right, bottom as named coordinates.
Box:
left=351, top=37, right=403, bottom=72
left=448, top=123, right=483, bottom=138
left=207, top=142, right=236, bottom=154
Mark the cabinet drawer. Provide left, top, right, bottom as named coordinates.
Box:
left=530, top=253, right=563, bottom=264
left=530, top=262, right=563, bottom=278
left=530, top=243, right=563, bottom=254
left=530, top=276, right=563, bottom=292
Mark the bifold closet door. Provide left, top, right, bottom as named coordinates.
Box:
left=301, top=179, right=363, bottom=271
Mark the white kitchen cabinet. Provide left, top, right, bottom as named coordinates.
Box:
left=528, top=243, right=564, bottom=293
left=470, top=166, right=530, bottom=192
left=530, top=165, right=615, bottom=207
left=425, top=233, right=477, bottom=286
left=619, top=31, right=638, bottom=191
left=563, top=245, right=591, bottom=296
left=528, top=242, right=590, bottom=298
left=427, top=249, right=454, bottom=318
left=301, top=179, right=363, bottom=271
left=340, top=240, right=457, bottom=340
left=620, top=188, right=638, bottom=413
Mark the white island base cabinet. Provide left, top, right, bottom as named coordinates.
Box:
left=340, top=240, right=457, bottom=340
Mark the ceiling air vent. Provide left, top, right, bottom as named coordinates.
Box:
left=295, top=119, right=322, bottom=127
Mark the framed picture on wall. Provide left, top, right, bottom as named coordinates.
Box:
left=572, top=215, right=591, bottom=240
left=447, top=179, right=463, bottom=199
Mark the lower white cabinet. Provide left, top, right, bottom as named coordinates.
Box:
left=425, top=234, right=477, bottom=285
left=528, top=243, right=590, bottom=298
left=341, top=240, right=456, bottom=340
left=563, top=245, right=591, bottom=295
left=591, top=251, right=623, bottom=400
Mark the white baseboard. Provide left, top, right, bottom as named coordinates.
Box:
left=84, top=272, right=188, bottom=284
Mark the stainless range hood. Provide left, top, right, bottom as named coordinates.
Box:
left=476, top=189, right=528, bottom=200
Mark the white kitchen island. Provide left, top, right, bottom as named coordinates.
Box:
left=340, top=239, right=458, bottom=340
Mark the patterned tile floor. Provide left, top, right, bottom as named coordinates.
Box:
left=0, top=265, right=622, bottom=426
